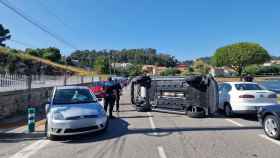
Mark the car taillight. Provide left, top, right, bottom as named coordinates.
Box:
left=268, top=94, right=277, bottom=98
left=239, top=94, right=255, bottom=98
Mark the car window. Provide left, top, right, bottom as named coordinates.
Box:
left=53, top=89, right=97, bottom=105
left=235, top=84, right=264, bottom=91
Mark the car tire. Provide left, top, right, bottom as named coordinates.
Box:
left=264, top=115, right=280, bottom=139
left=224, top=104, right=233, bottom=117
left=187, top=107, right=206, bottom=118
left=45, top=121, right=55, bottom=140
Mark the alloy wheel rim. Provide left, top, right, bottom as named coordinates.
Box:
left=265, top=118, right=278, bottom=137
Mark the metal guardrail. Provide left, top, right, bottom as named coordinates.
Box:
left=0, top=73, right=99, bottom=92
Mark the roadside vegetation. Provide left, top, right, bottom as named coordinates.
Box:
left=1, top=24, right=280, bottom=78
left=0, top=47, right=94, bottom=76
left=70, top=48, right=178, bottom=68
left=160, top=68, right=181, bottom=76
left=211, top=42, right=271, bottom=80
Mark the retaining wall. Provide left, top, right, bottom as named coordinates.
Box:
left=0, top=83, right=92, bottom=119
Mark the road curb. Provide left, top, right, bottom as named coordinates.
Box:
left=1, top=119, right=46, bottom=133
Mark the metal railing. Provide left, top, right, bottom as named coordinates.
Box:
left=0, top=73, right=98, bottom=92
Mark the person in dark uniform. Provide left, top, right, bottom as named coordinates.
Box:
left=103, top=77, right=116, bottom=118
left=243, top=74, right=254, bottom=82
left=114, top=80, right=122, bottom=112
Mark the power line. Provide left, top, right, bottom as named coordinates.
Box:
left=0, top=0, right=78, bottom=50
left=10, top=39, right=36, bottom=48
left=36, top=0, right=75, bottom=32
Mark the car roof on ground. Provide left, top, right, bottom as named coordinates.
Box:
left=55, top=86, right=89, bottom=90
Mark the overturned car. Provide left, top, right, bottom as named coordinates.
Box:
left=131, top=75, right=219, bottom=118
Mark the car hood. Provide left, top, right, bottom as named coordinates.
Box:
left=51, top=103, right=103, bottom=118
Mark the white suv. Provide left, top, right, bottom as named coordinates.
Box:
left=218, top=82, right=277, bottom=117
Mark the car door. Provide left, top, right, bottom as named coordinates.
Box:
left=218, top=84, right=224, bottom=108
left=222, top=84, right=232, bottom=105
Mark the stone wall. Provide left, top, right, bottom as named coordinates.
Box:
left=0, top=87, right=52, bottom=119
left=0, top=83, right=93, bottom=119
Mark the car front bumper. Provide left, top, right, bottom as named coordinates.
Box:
left=48, top=116, right=108, bottom=136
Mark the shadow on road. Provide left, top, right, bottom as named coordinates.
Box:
left=61, top=118, right=129, bottom=143
left=210, top=112, right=259, bottom=122
left=119, top=109, right=137, bottom=112
left=59, top=117, right=262, bottom=144
left=237, top=114, right=258, bottom=121
left=0, top=132, right=45, bottom=143
left=0, top=113, right=261, bottom=144
left=119, top=115, right=152, bottom=119
left=152, top=109, right=186, bottom=116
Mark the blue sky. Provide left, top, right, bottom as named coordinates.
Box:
left=0, top=0, right=279, bottom=60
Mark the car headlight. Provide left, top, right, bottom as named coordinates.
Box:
left=53, top=112, right=64, bottom=120
left=98, top=109, right=107, bottom=117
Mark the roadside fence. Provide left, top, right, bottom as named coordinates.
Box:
left=0, top=73, right=98, bottom=92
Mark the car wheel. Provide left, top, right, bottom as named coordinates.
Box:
left=187, top=107, right=206, bottom=118
left=45, top=121, right=55, bottom=140
left=264, top=115, right=280, bottom=139
left=101, top=119, right=109, bottom=132
left=224, top=104, right=233, bottom=117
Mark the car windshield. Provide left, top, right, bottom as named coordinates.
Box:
left=53, top=88, right=97, bottom=105
left=235, top=84, right=265, bottom=91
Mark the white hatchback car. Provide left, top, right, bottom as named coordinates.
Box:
left=45, top=86, right=108, bottom=140
left=218, top=82, right=278, bottom=117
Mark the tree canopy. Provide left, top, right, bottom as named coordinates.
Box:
left=94, top=56, right=110, bottom=74
left=211, top=42, right=271, bottom=77
left=25, top=47, right=62, bottom=62
left=69, top=48, right=178, bottom=68
left=160, top=68, right=181, bottom=76
left=0, top=24, right=11, bottom=47
left=193, top=59, right=210, bottom=75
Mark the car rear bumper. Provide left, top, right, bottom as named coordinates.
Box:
left=49, top=116, right=107, bottom=136
left=231, top=105, right=268, bottom=114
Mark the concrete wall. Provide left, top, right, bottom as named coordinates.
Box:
left=0, top=87, right=52, bottom=119
left=0, top=83, right=93, bottom=119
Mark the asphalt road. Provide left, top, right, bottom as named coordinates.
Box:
left=1, top=87, right=280, bottom=158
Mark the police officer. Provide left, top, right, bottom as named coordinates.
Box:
left=114, top=80, right=122, bottom=112
left=243, top=74, right=254, bottom=82
left=103, top=77, right=116, bottom=118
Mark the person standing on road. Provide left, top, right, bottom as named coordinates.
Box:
left=114, top=80, right=122, bottom=112
left=243, top=74, right=254, bottom=82
left=103, top=77, right=116, bottom=118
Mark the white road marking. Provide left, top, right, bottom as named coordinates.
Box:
left=157, top=146, right=167, bottom=158
left=225, top=119, right=244, bottom=127
left=147, top=112, right=158, bottom=135
left=9, top=139, right=50, bottom=158
left=259, top=134, right=280, bottom=146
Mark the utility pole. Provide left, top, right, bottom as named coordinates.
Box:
left=63, top=56, right=67, bottom=86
